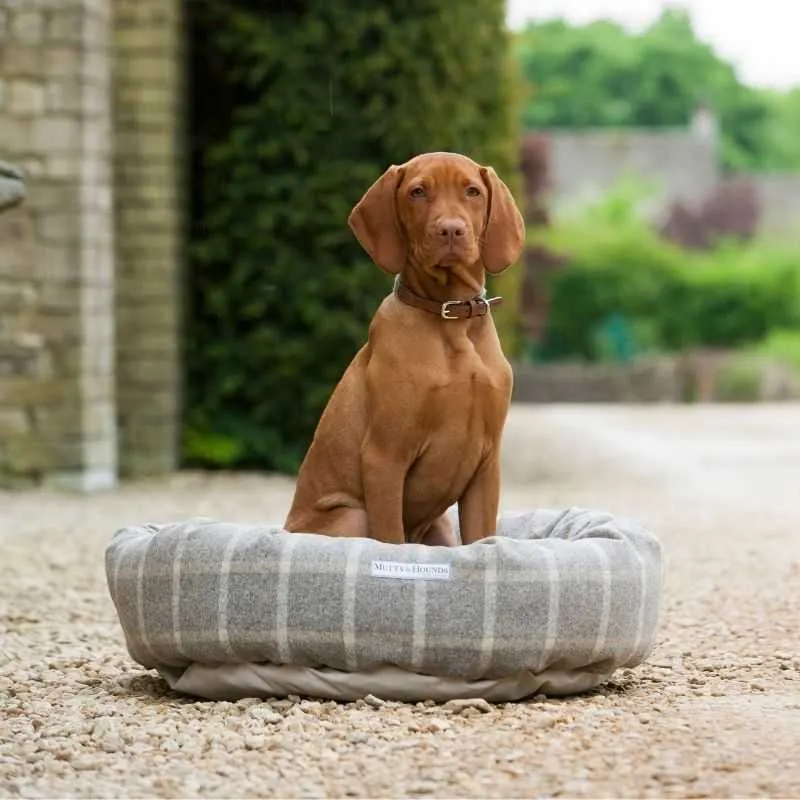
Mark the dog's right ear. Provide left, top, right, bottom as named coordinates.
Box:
left=348, top=165, right=406, bottom=275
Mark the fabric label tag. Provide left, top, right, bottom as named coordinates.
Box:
left=370, top=560, right=451, bottom=581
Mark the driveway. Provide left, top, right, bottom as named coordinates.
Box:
left=1, top=404, right=799, bottom=798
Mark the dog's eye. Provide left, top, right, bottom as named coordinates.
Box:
left=410, top=186, right=426, bottom=199
left=466, top=186, right=481, bottom=197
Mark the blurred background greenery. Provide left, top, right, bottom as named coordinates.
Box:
left=514, top=10, right=800, bottom=171
left=185, top=2, right=800, bottom=472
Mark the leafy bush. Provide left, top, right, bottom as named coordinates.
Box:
left=659, top=246, right=800, bottom=349
left=186, top=1, right=520, bottom=472
left=535, top=185, right=800, bottom=361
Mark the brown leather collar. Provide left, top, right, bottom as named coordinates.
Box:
left=394, top=280, right=503, bottom=320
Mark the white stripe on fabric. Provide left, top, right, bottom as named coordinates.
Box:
left=134, top=533, right=159, bottom=662
left=589, top=541, right=612, bottom=662
left=538, top=548, right=560, bottom=672
left=275, top=534, right=300, bottom=664
left=171, top=524, right=193, bottom=659
left=623, top=544, right=649, bottom=666
left=217, top=528, right=247, bottom=660
left=342, top=540, right=366, bottom=671
left=476, top=545, right=499, bottom=676
left=410, top=553, right=430, bottom=671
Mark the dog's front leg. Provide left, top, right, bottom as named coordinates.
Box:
left=360, top=428, right=409, bottom=545
left=458, top=455, right=501, bottom=545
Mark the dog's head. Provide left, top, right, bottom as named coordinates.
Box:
left=348, top=152, right=525, bottom=289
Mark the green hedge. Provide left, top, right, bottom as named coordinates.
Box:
left=534, top=188, right=800, bottom=362
left=186, top=1, right=519, bottom=473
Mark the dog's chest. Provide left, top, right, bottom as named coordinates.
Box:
left=417, top=341, right=512, bottom=437
left=446, top=352, right=505, bottom=396
left=436, top=334, right=510, bottom=391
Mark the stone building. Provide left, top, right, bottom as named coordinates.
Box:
left=0, top=0, right=182, bottom=489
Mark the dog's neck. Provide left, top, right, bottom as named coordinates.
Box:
left=394, top=267, right=486, bottom=304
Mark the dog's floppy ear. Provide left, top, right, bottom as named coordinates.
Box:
left=348, top=165, right=407, bottom=275
left=479, top=166, right=526, bottom=274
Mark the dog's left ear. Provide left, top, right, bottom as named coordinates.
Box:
left=479, top=166, right=526, bottom=274
left=348, top=165, right=407, bottom=275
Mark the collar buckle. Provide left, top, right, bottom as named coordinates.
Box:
left=440, top=300, right=462, bottom=320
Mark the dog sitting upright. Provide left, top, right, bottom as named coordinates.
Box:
left=284, top=152, right=525, bottom=546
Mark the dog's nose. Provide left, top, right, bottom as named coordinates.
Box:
left=435, top=218, right=467, bottom=242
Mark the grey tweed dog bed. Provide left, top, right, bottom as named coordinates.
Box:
left=105, top=508, right=662, bottom=702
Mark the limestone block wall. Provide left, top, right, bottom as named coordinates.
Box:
left=0, top=0, right=117, bottom=489
left=547, top=127, right=720, bottom=218
left=112, top=0, right=184, bottom=478
left=0, top=0, right=184, bottom=489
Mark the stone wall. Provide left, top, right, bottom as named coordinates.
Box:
left=0, top=0, right=117, bottom=490
left=512, top=358, right=687, bottom=404
left=0, top=0, right=183, bottom=489
left=512, top=354, right=800, bottom=405
left=546, top=126, right=719, bottom=218
left=112, top=0, right=183, bottom=478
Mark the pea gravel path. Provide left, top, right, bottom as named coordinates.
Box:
left=2, top=404, right=799, bottom=799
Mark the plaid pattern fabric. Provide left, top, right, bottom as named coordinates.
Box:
left=105, top=508, right=662, bottom=682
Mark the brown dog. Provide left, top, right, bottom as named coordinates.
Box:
left=284, top=152, right=525, bottom=546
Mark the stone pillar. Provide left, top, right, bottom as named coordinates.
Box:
left=0, top=0, right=117, bottom=490
left=112, top=0, right=184, bottom=478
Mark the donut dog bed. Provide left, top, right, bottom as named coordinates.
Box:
left=105, top=507, right=662, bottom=702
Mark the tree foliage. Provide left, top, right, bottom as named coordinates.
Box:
left=186, top=0, right=519, bottom=473
left=513, top=9, right=779, bottom=170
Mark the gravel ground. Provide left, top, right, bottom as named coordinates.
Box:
left=2, top=403, right=800, bottom=799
